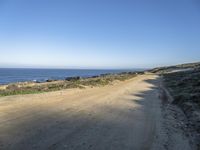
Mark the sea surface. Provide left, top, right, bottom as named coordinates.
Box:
left=0, top=68, right=143, bottom=85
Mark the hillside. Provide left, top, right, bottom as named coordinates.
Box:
left=150, top=62, right=200, bottom=74
left=152, top=62, right=200, bottom=149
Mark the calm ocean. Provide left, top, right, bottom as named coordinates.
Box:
left=0, top=68, right=143, bottom=85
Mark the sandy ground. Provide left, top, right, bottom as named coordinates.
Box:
left=0, top=74, right=192, bottom=150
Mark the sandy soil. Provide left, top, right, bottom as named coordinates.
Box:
left=0, top=74, right=192, bottom=150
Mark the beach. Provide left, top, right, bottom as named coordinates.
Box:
left=0, top=73, right=192, bottom=150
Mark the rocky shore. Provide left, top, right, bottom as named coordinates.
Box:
left=0, top=71, right=142, bottom=96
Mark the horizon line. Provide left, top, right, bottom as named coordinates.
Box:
left=0, top=67, right=149, bottom=70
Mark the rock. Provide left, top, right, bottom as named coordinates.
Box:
left=65, top=76, right=80, bottom=81
left=91, top=75, right=99, bottom=78
left=46, top=79, right=57, bottom=82
left=46, top=79, right=53, bottom=82
left=100, top=73, right=110, bottom=77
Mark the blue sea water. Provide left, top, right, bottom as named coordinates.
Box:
left=0, top=68, right=143, bottom=85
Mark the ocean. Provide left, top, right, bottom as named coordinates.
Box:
left=0, top=68, right=143, bottom=85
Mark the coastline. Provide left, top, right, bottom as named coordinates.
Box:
left=0, top=71, right=144, bottom=96
left=0, top=68, right=144, bottom=85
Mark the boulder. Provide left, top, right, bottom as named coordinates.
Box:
left=65, top=76, right=80, bottom=81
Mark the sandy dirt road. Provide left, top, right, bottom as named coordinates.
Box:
left=0, top=74, right=191, bottom=150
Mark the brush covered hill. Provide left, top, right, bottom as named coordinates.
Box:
left=150, top=62, right=200, bottom=74
left=152, top=62, right=200, bottom=148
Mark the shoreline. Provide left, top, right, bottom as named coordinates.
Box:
left=0, top=68, right=145, bottom=85
left=0, top=71, right=144, bottom=96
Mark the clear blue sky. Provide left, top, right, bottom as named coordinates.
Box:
left=0, top=0, right=200, bottom=69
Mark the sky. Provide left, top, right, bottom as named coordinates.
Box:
left=0, top=0, right=200, bottom=69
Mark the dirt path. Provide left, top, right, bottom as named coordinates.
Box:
left=0, top=74, right=192, bottom=150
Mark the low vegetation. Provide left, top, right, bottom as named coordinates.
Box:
left=150, top=62, right=200, bottom=74
left=163, top=68, right=200, bottom=108
left=161, top=64, right=200, bottom=148
left=0, top=72, right=138, bottom=96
